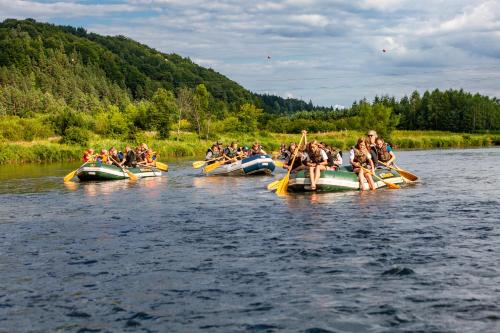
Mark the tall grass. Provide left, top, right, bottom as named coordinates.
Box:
left=0, top=130, right=498, bottom=164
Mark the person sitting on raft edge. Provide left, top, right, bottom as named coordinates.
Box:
left=304, top=140, right=328, bottom=191
left=350, top=138, right=376, bottom=191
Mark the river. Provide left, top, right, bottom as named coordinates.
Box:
left=0, top=148, right=499, bottom=332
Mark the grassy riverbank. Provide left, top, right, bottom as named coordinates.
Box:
left=1, top=130, right=499, bottom=164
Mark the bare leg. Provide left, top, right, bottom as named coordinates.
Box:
left=309, top=166, right=316, bottom=190
left=314, top=165, right=324, bottom=190
left=357, top=168, right=365, bottom=191
left=365, top=173, right=376, bottom=190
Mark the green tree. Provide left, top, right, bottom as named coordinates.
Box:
left=358, top=101, right=399, bottom=139
left=152, top=88, right=177, bottom=139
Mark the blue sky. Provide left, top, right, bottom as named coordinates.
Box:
left=1, top=0, right=499, bottom=107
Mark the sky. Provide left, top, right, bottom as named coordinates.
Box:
left=1, top=0, right=499, bottom=107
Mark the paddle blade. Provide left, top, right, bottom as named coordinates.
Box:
left=125, top=169, right=138, bottom=181
left=192, top=160, right=206, bottom=168
left=397, top=169, right=418, bottom=181
left=384, top=181, right=400, bottom=189
left=267, top=179, right=281, bottom=191
left=275, top=174, right=290, bottom=196
left=155, top=161, right=168, bottom=171
left=204, top=161, right=223, bottom=173
left=63, top=170, right=77, bottom=182
left=273, top=160, right=284, bottom=168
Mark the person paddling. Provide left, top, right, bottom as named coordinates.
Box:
left=82, top=149, right=94, bottom=162
left=350, top=138, right=376, bottom=191
left=120, top=146, right=137, bottom=168
left=375, top=137, right=396, bottom=166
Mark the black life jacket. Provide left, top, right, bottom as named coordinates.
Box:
left=326, top=150, right=335, bottom=167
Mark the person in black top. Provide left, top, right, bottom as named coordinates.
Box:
left=120, top=145, right=137, bottom=168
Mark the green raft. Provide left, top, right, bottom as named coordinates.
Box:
left=287, top=166, right=405, bottom=192
left=77, top=162, right=162, bottom=181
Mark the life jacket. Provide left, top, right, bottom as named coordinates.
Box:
left=145, top=153, right=154, bottom=164
left=308, top=148, right=324, bottom=164
left=224, top=147, right=237, bottom=158
left=325, top=150, right=335, bottom=167
left=376, top=143, right=392, bottom=162
left=353, top=148, right=369, bottom=167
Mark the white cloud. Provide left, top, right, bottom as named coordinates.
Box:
left=289, top=14, right=329, bottom=27
left=0, top=0, right=136, bottom=18
left=1, top=0, right=499, bottom=106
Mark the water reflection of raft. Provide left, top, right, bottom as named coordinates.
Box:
left=77, top=162, right=162, bottom=181
left=205, top=154, right=275, bottom=176
left=287, top=166, right=405, bottom=192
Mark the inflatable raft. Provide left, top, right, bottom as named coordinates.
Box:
left=287, top=166, right=404, bottom=192
left=205, top=154, right=275, bottom=176
left=77, top=162, right=162, bottom=181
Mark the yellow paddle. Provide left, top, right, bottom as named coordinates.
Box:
left=271, top=132, right=306, bottom=195
left=360, top=166, right=400, bottom=189
left=63, top=169, right=78, bottom=182
left=155, top=161, right=169, bottom=172
left=110, top=157, right=138, bottom=181
left=192, top=156, right=224, bottom=168
left=273, top=159, right=284, bottom=168
left=378, top=161, right=418, bottom=181
left=203, top=153, right=247, bottom=173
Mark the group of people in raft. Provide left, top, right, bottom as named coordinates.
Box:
left=202, top=129, right=395, bottom=190
left=279, top=130, right=396, bottom=191
left=205, top=142, right=267, bottom=164
left=82, top=143, right=157, bottom=168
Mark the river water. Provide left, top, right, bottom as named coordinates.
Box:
left=0, top=148, right=499, bottom=332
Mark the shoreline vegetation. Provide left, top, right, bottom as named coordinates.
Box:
left=1, top=130, right=498, bottom=165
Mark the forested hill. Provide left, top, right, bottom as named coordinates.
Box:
left=0, top=18, right=259, bottom=107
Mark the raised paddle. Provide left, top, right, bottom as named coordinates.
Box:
left=378, top=161, right=418, bottom=181
left=360, top=166, right=400, bottom=189
left=110, top=156, right=138, bottom=181
left=272, top=131, right=306, bottom=196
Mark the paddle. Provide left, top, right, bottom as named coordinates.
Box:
left=192, top=155, right=224, bottom=169
left=110, top=156, right=138, bottom=181
left=155, top=161, right=169, bottom=172
left=273, top=159, right=284, bottom=168
left=270, top=132, right=306, bottom=195
left=203, top=152, right=246, bottom=173
left=63, top=169, right=78, bottom=182
left=360, top=166, right=400, bottom=189
left=203, top=157, right=227, bottom=173
left=378, top=161, right=418, bottom=181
